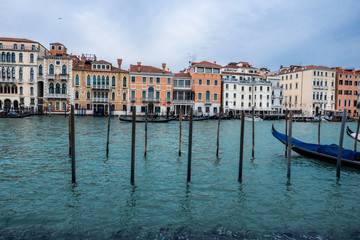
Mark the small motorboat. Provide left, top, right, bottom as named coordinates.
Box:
left=119, top=116, right=175, bottom=123
left=244, top=116, right=263, bottom=122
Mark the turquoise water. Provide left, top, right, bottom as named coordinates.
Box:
left=1, top=116, right=360, bottom=239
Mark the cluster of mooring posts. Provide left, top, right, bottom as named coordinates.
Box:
left=66, top=104, right=355, bottom=184
left=283, top=108, right=349, bottom=179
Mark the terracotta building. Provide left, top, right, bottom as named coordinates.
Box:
left=189, top=61, right=222, bottom=115
left=334, top=67, right=359, bottom=118
left=173, top=71, right=193, bottom=115
left=129, top=62, right=173, bottom=115
left=72, top=55, right=129, bottom=116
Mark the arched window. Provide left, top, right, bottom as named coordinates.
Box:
left=20, top=86, right=23, bottom=94
left=94, top=92, right=97, bottom=98
left=30, top=87, right=34, bottom=95
left=206, top=90, right=210, bottom=101
left=49, top=64, right=54, bottom=74
left=49, top=83, right=54, bottom=94
left=62, top=65, right=67, bottom=74
left=123, top=92, right=126, bottom=101
left=12, top=68, right=15, bottom=78
left=87, top=75, right=91, bottom=86
left=87, top=91, right=91, bottom=99
left=19, top=53, right=23, bottom=62
left=75, top=91, right=79, bottom=99
left=123, top=76, right=127, bottom=88
left=30, top=68, right=34, bottom=80
left=97, top=75, right=100, bottom=85
left=75, top=74, right=80, bottom=85
left=62, top=83, right=67, bottom=94
left=112, top=76, right=116, bottom=87
left=55, top=83, right=61, bottom=94
left=6, top=52, right=10, bottom=62
left=19, top=67, right=23, bottom=80
left=2, top=52, right=5, bottom=62
left=1, top=67, right=4, bottom=78
left=106, top=76, right=109, bottom=86
left=148, top=86, right=154, bottom=100
left=30, top=53, right=34, bottom=63
left=93, top=75, right=96, bottom=85
left=38, top=64, right=43, bottom=74
left=102, top=75, right=105, bottom=85
left=11, top=53, right=15, bottom=62
left=0, top=86, right=3, bottom=94
left=7, top=67, right=10, bottom=78
left=112, top=92, right=115, bottom=100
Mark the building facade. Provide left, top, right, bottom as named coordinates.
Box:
left=189, top=61, right=221, bottom=115
left=37, top=43, right=73, bottom=113
left=267, top=76, right=283, bottom=114
left=72, top=55, right=129, bottom=116
left=222, top=62, right=272, bottom=115
left=173, top=72, right=193, bottom=115
left=271, top=65, right=336, bottom=117
left=129, top=62, right=173, bottom=115
left=334, top=67, right=359, bottom=118
left=0, top=37, right=47, bottom=111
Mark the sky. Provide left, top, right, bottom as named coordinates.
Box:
left=1, top=0, right=360, bottom=72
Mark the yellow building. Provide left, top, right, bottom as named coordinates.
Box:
left=0, top=37, right=47, bottom=111
left=72, top=55, right=129, bottom=116
left=271, top=65, right=336, bottom=117
left=37, top=43, right=73, bottom=113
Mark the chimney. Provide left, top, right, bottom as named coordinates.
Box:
left=81, top=56, right=86, bottom=62
left=162, top=63, right=166, bottom=73
left=137, top=62, right=141, bottom=72
left=117, top=59, right=122, bottom=69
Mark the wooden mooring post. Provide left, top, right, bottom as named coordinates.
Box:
left=144, top=107, right=148, bottom=157
left=187, top=107, right=193, bottom=182
left=285, top=109, right=288, bottom=157
left=354, top=116, right=360, bottom=151
left=337, top=109, right=347, bottom=179
left=216, top=107, right=222, bottom=157
left=318, top=111, right=321, bottom=145
left=238, top=111, right=245, bottom=182
left=179, top=108, right=182, bottom=157
left=106, top=113, right=111, bottom=158
left=68, top=109, right=72, bottom=156
left=70, top=105, right=76, bottom=183
left=252, top=106, right=255, bottom=158
left=287, top=111, right=292, bottom=179
left=131, top=108, right=136, bottom=184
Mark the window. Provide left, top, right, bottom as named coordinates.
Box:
left=142, top=76, right=146, bottom=83
left=112, top=92, right=115, bottom=100
left=338, top=90, right=342, bottom=95
left=19, top=67, right=23, bottom=80
left=32, top=45, right=35, bottom=50
left=206, top=79, right=210, bottom=85
left=213, top=69, right=219, bottom=74
left=39, top=65, right=43, bottom=74
left=75, top=74, right=80, bottom=86
left=214, top=93, right=218, bottom=100
left=75, top=91, right=79, bottom=99
left=234, top=84, right=237, bottom=90
left=93, top=75, right=96, bottom=85
left=93, top=65, right=96, bottom=69
left=49, top=64, right=54, bottom=74
left=30, top=68, right=34, bottom=80
left=295, top=83, right=298, bottom=89
left=62, top=65, right=67, bottom=74
left=226, top=93, right=229, bottom=98
left=123, top=77, right=127, bottom=88
left=20, top=87, right=23, bottom=94
left=156, top=91, right=160, bottom=99
left=123, top=93, right=126, bottom=101
left=106, top=65, right=110, bottom=69
left=102, top=65, right=105, bottom=69
left=106, top=76, right=109, bottom=86
left=156, top=77, right=160, bottom=83
left=56, top=61, right=60, bottom=65
left=167, top=91, right=171, bottom=100
left=11, top=53, right=15, bottom=62
left=49, top=83, right=54, bottom=93
left=19, top=53, right=23, bottom=62
left=62, top=83, right=67, bottom=94
left=55, top=83, right=60, bottom=94
left=58, top=46, right=62, bottom=51
left=112, top=76, right=116, bottom=87
left=21, top=44, right=24, bottom=50
left=142, top=90, right=146, bottom=99
left=198, top=93, right=202, bottom=100
left=167, top=78, right=171, bottom=84
left=131, top=76, right=135, bottom=83
left=214, top=79, right=218, bottom=86
left=30, top=53, right=34, bottom=63
left=199, top=79, right=202, bottom=85
left=87, top=75, right=91, bottom=86
left=197, top=67, right=204, bottom=73
left=205, top=68, right=212, bottom=73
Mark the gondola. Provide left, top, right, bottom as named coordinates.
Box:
left=176, top=115, right=212, bottom=121
left=0, top=112, right=32, bottom=118
left=271, top=125, right=360, bottom=169
left=119, top=116, right=175, bottom=123
left=346, top=126, right=360, bottom=142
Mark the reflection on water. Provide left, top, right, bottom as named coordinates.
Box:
left=1, top=116, right=360, bottom=239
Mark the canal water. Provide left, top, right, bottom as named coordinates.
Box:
left=1, top=116, right=360, bottom=239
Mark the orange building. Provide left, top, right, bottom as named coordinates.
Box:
left=189, top=61, right=222, bottom=115
left=129, top=62, right=173, bottom=115
left=334, top=67, right=359, bottom=118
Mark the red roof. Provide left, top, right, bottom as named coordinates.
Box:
left=174, top=72, right=191, bottom=78
left=93, top=60, right=111, bottom=64
left=270, top=65, right=334, bottom=76
left=129, top=64, right=171, bottom=74
left=191, top=61, right=222, bottom=68
left=0, top=37, right=37, bottom=43
left=73, top=59, right=127, bottom=72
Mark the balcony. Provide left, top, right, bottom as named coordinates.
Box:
left=166, top=98, right=172, bottom=103
left=92, top=84, right=110, bottom=90
left=313, top=99, right=327, bottom=104
left=0, top=78, right=16, bottom=83
left=173, top=99, right=194, bottom=104
left=205, top=99, right=212, bottom=105
left=142, top=97, right=160, bottom=103
left=59, top=74, right=68, bottom=81
left=173, top=83, right=191, bottom=89
left=313, top=85, right=328, bottom=90
left=48, top=74, right=55, bottom=79
left=0, top=44, right=38, bottom=51
left=93, top=97, right=109, bottom=103
left=46, top=93, right=68, bottom=99
left=38, top=73, right=43, bottom=78
left=332, top=87, right=335, bottom=90
left=131, top=97, right=136, bottom=102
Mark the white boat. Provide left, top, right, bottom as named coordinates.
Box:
left=244, top=116, right=263, bottom=122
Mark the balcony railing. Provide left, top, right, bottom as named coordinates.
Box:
left=93, top=97, right=109, bottom=103
left=92, top=84, right=110, bottom=90
left=48, top=74, right=55, bottom=79
left=166, top=98, right=172, bottom=103
left=205, top=99, right=212, bottom=104
left=142, top=97, right=160, bottom=103
left=313, top=85, right=328, bottom=90
left=0, top=45, right=38, bottom=51
left=46, top=93, right=68, bottom=99
left=173, top=84, right=191, bottom=89
left=313, top=99, right=327, bottom=104
left=173, top=99, right=194, bottom=104
left=0, top=78, right=16, bottom=83
left=131, top=97, right=136, bottom=102
left=59, top=74, right=68, bottom=80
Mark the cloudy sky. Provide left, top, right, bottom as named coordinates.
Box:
left=1, top=0, right=360, bottom=72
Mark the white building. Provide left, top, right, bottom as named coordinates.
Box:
left=267, top=76, right=283, bottom=114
